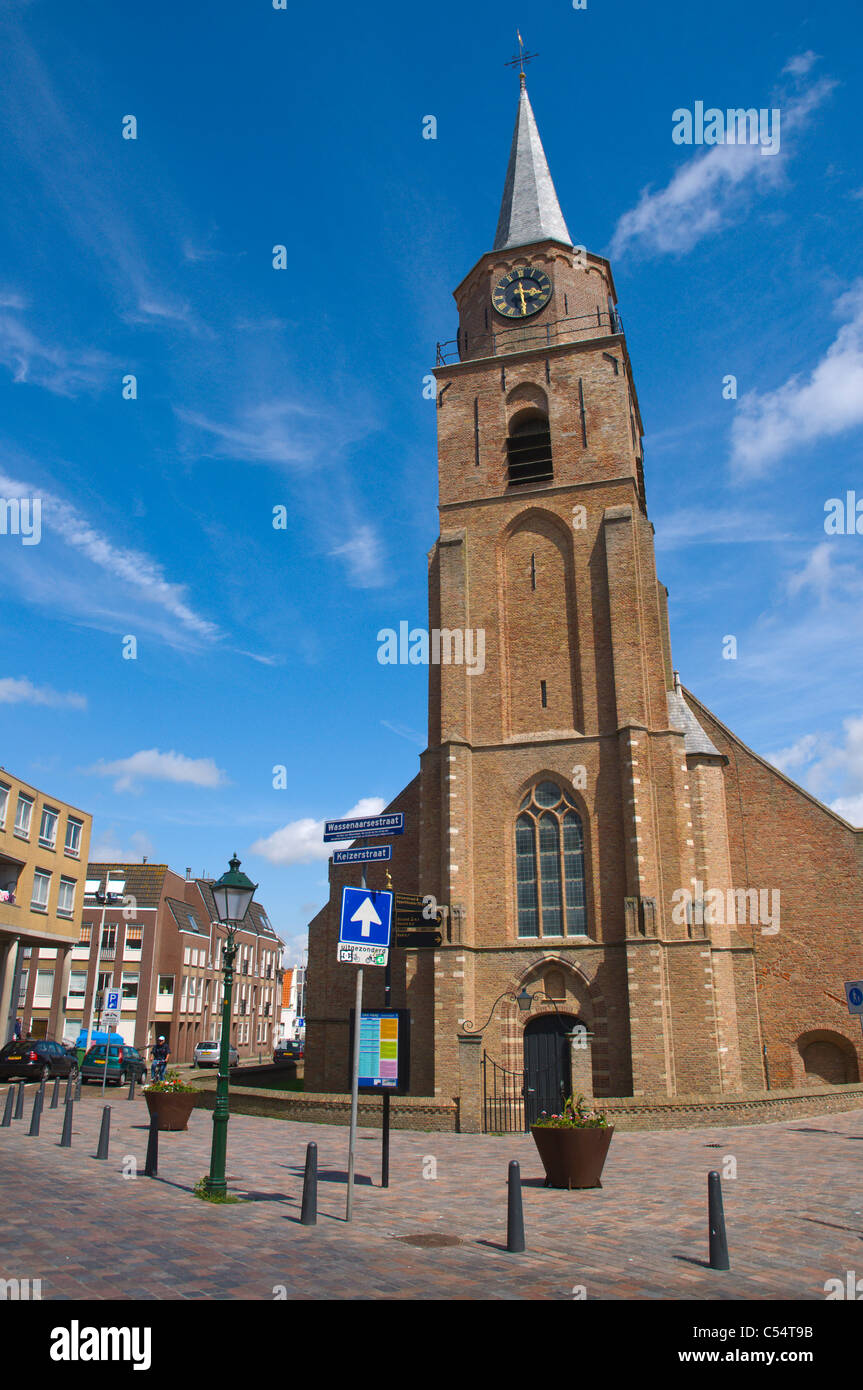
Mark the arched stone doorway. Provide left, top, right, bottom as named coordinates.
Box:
left=523, top=1012, right=581, bottom=1123
left=797, top=1031, right=859, bottom=1086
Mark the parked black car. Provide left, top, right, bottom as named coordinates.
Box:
left=273, top=1040, right=304, bottom=1062
left=0, top=1038, right=78, bottom=1082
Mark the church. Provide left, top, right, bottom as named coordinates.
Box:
left=305, top=77, right=863, bottom=1126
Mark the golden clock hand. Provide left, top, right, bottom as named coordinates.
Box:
left=515, top=281, right=528, bottom=315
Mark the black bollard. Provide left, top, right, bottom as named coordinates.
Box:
left=96, top=1106, right=111, bottom=1160
left=74, top=1072, right=82, bottom=1102
left=507, top=1159, right=525, bottom=1253
left=28, top=1088, right=43, bottom=1137
left=708, top=1170, right=730, bottom=1270
left=38, top=1075, right=47, bottom=1105
left=64, top=1074, right=73, bottom=1107
left=144, top=1111, right=159, bottom=1177
left=14, top=1082, right=25, bottom=1119
left=50, top=1076, right=60, bottom=1110
left=128, top=1071, right=136, bottom=1101
left=300, top=1141, right=318, bottom=1225
left=2, top=1087, right=14, bottom=1127
left=60, top=1097, right=73, bottom=1148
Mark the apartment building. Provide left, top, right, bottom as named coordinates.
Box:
left=16, top=860, right=284, bottom=1061
left=0, top=766, right=92, bottom=1042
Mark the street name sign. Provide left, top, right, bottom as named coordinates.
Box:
left=332, top=845, right=392, bottom=865
left=324, top=813, right=405, bottom=842
left=845, top=981, right=863, bottom=1014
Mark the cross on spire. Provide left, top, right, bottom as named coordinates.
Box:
left=504, top=30, right=539, bottom=88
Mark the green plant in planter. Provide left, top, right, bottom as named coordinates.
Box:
left=143, top=1069, right=197, bottom=1095
left=532, top=1094, right=609, bottom=1129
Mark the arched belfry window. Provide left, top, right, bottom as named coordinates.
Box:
left=506, top=409, right=553, bottom=486
left=516, top=781, right=587, bottom=938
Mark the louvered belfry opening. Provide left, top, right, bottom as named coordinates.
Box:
left=506, top=410, right=553, bottom=486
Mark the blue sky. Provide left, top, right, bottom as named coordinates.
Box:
left=1, top=0, right=861, bottom=965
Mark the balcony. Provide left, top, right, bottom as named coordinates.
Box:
left=435, top=307, right=623, bottom=366
left=100, top=945, right=116, bottom=960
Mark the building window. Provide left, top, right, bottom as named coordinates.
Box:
left=158, top=975, right=174, bottom=996
left=57, top=877, right=76, bottom=917
left=515, top=781, right=587, bottom=938
left=65, top=818, right=83, bottom=857
left=506, top=409, right=553, bottom=486
left=35, top=969, right=54, bottom=1000
left=121, top=972, right=139, bottom=1002
left=68, top=971, right=87, bottom=1000
left=30, top=869, right=51, bottom=911
left=125, top=926, right=143, bottom=950
left=14, top=794, right=34, bottom=839
left=39, top=806, right=59, bottom=849
left=78, top=925, right=92, bottom=946
left=0, top=782, right=9, bottom=830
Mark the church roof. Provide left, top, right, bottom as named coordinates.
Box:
left=667, top=688, right=722, bottom=757
left=494, top=82, right=573, bottom=252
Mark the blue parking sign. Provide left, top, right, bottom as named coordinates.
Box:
left=339, top=887, right=393, bottom=950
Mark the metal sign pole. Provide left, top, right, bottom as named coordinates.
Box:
left=345, top=867, right=368, bottom=1224
left=345, top=965, right=363, bottom=1222
left=382, top=866, right=393, bottom=1188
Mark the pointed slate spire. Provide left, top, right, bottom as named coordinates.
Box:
left=494, top=78, right=573, bottom=252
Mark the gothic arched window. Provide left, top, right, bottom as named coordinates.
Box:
left=516, top=781, right=587, bottom=938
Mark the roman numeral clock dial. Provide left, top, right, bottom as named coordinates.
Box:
left=492, top=265, right=552, bottom=319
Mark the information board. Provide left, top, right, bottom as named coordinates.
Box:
left=348, top=1008, right=411, bottom=1094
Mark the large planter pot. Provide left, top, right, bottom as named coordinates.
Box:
left=531, top=1124, right=614, bottom=1189
left=144, top=1090, right=198, bottom=1132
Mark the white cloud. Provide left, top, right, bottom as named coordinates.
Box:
left=88, top=828, right=155, bottom=862
left=250, top=796, right=387, bottom=866
left=609, top=71, right=834, bottom=260
left=766, top=714, right=863, bottom=821
left=0, top=676, right=86, bottom=710
left=0, top=301, right=113, bottom=396
left=329, top=524, right=387, bottom=588
left=178, top=401, right=323, bottom=467
left=654, top=506, right=796, bottom=549
left=766, top=732, right=825, bottom=773
left=831, top=794, right=863, bottom=827
left=87, top=748, right=227, bottom=794
left=0, top=466, right=221, bottom=645
left=783, top=51, right=819, bottom=78
left=729, top=282, right=863, bottom=477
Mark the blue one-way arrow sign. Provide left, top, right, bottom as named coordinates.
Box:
left=339, top=887, right=393, bottom=950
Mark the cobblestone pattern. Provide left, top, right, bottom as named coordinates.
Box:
left=1, top=1086, right=862, bottom=1300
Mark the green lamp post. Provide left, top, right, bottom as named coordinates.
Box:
left=204, top=853, right=257, bottom=1197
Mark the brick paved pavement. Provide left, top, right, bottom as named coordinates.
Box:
left=1, top=1084, right=861, bottom=1300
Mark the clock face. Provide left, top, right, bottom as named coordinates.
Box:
left=492, top=265, right=552, bottom=319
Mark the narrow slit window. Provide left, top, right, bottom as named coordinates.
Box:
left=540, top=679, right=548, bottom=708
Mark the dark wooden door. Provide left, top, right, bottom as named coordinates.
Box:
left=523, top=1014, right=578, bottom=1124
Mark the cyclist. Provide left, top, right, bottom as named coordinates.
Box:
left=150, top=1036, right=170, bottom=1081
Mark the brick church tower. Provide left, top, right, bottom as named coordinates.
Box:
left=305, top=79, right=863, bottom=1118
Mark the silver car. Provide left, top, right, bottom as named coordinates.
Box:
left=193, top=1039, right=239, bottom=1068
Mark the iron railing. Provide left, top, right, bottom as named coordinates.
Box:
left=482, top=1053, right=528, bottom=1134
left=436, top=307, right=623, bottom=366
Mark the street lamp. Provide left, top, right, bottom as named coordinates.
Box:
left=461, top=986, right=533, bottom=1035
left=204, top=853, right=257, bottom=1198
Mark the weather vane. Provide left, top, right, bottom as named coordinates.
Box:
left=505, top=30, right=538, bottom=84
